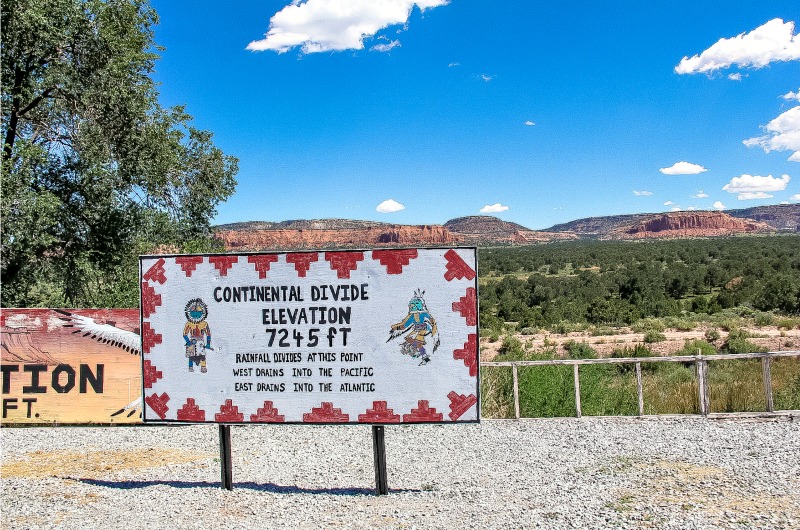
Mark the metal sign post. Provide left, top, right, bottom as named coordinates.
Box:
left=219, top=424, right=233, bottom=490
left=372, top=425, right=389, bottom=495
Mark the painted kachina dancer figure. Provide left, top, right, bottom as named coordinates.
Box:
left=387, top=289, right=440, bottom=365
left=183, top=298, right=212, bottom=373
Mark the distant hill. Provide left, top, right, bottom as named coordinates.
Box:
left=212, top=204, right=799, bottom=251
left=444, top=216, right=577, bottom=245
left=727, top=204, right=800, bottom=232
left=544, top=204, right=799, bottom=236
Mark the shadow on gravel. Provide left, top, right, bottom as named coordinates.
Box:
left=78, top=478, right=420, bottom=496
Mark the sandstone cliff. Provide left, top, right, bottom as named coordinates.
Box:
left=610, top=212, right=774, bottom=240
left=215, top=224, right=458, bottom=251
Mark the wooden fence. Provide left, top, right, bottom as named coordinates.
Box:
left=482, top=350, right=800, bottom=419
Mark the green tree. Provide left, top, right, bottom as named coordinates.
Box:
left=1, top=0, right=238, bottom=306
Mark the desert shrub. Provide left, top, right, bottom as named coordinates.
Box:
left=777, top=318, right=798, bottom=331
left=753, top=311, right=776, bottom=326
left=498, top=334, right=526, bottom=358
left=589, top=326, right=618, bottom=336
left=563, top=340, right=597, bottom=359
left=631, top=318, right=666, bottom=333
left=643, top=330, right=667, bottom=343
left=664, top=317, right=696, bottom=331
left=610, top=344, right=656, bottom=373
left=704, top=328, right=721, bottom=343
left=676, top=339, right=717, bottom=356
left=722, top=329, right=767, bottom=354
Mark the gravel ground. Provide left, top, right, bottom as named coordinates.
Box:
left=2, top=417, right=799, bottom=529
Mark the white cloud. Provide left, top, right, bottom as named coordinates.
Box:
left=524, top=120, right=535, bottom=126
left=480, top=74, right=493, bottom=82
left=743, top=106, right=800, bottom=162
left=692, top=190, right=709, bottom=198
left=722, top=173, right=791, bottom=193
left=376, top=199, right=405, bottom=213
left=671, top=206, right=682, bottom=212
left=633, top=190, right=653, bottom=196
left=246, top=0, right=449, bottom=54
left=660, top=161, right=708, bottom=175
left=737, top=192, right=774, bottom=200
left=728, top=72, right=742, bottom=81
left=663, top=201, right=675, bottom=206
left=480, top=203, right=509, bottom=213
left=713, top=201, right=727, bottom=210
left=370, top=39, right=401, bottom=52
left=675, top=18, right=800, bottom=74
left=790, top=193, right=800, bottom=201
left=687, top=206, right=697, bottom=211
left=782, top=88, right=800, bottom=101
left=448, top=61, right=460, bottom=67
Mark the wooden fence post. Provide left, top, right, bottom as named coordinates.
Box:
left=635, top=362, right=644, bottom=416
left=696, top=355, right=709, bottom=416
left=512, top=364, right=520, bottom=420
left=573, top=364, right=582, bottom=418
left=762, top=356, right=774, bottom=413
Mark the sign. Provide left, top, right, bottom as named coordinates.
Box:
left=139, top=248, right=479, bottom=424
left=1, top=309, right=142, bottom=425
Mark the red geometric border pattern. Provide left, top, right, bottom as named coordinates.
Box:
left=358, top=401, right=401, bottom=423
left=448, top=392, right=477, bottom=421
left=247, top=254, right=279, bottom=279
left=141, top=281, right=162, bottom=318
left=372, top=249, right=418, bottom=274
left=215, top=399, right=244, bottom=422
left=141, top=321, right=162, bottom=354
left=444, top=249, right=476, bottom=281
left=286, top=252, right=318, bottom=278
left=452, top=287, right=477, bottom=326
left=303, top=402, right=350, bottom=422
left=142, top=360, right=163, bottom=389
left=250, top=401, right=285, bottom=422
left=208, top=255, right=238, bottom=277
left=325, top=251, right=364, bottom=279
left=402, top=400, right=444, bottom=422
left=175, top=256, right=204, bottom=277
left=176, top=398, right=206, bottom=421
left=143, top=258, right=167, bottom=285
left=145, top=392, right=170, bottom=419
left=453, top=333, right=478, bottom=377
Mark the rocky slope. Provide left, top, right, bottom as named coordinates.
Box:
left=608, top=211, right=775, bottom=239
left=445, top=216, right=577, bottom=245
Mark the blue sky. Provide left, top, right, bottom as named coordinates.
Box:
left=150, top=1, right=800, bottom=230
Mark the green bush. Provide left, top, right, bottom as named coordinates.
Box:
left=722, top=330, right=767, bottom=354
left=676, top=339, right=717, bottom=356
left=643, top=330, right=667, bottom=343
left=563, top=340, right=597, bottom=359
left=631, top=318, right=666, bottom=333
left=498, top=334, right=526, bottom=358
left=704, top=328, right=721, bottom=342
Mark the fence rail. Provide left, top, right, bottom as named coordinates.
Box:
left=482, top=350, right=800, bottom=419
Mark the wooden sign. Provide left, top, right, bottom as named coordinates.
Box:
left=139, top=248, right=479, bottom=424
left=1, top=308, right=142, bottom=425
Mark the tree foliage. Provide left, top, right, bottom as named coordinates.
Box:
left=1, top=0, right=238, bottom=306
left=479, top=236, right=800, bottom=331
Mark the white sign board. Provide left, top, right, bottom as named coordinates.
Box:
left=139, top=248, right=478, bottom=424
